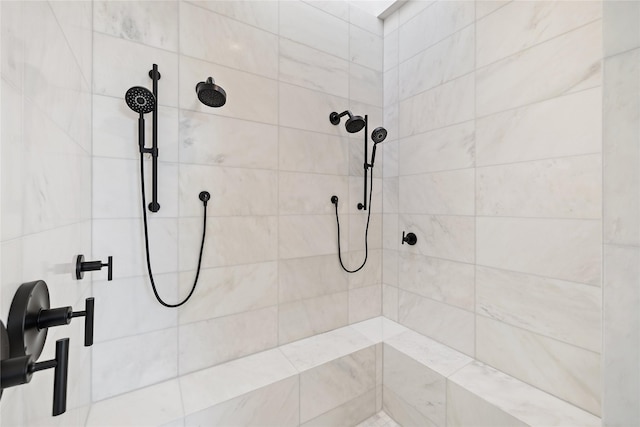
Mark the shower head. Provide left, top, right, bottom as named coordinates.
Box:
left=329, top=110, right=365, bottom=133
left=371, top=127, right=387, bottom=144
left=196, top=77, right=226, bottom=108
left=125, top=86, right=156, bottom=115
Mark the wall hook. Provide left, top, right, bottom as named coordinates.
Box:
left=76, top=255, right=113, bottom=281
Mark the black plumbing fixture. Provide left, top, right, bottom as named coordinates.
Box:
left=402, top=231, right=417, bottom=246
left=75, top=255, right=113, bottom=281
left=125, top=64, right=225, bottom=308
left=329, top=110, right=366, bottom=133
left=196, top=77, right=227, bottom=108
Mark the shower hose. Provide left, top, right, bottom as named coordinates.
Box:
left=139, top=157, right=207, bottom=308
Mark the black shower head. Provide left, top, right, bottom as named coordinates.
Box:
left=196, top=77, right=226, bottom=108
left=125, top=86, right=156, bottom=115
left=329, top=110, right=365, bottom=133
left=371, top=126, right=387, bottom=144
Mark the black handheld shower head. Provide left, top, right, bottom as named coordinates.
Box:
left=125, top=86, right=156, bottom=115
left=371, top=127, right=387, bottom=144
left=329, top=110, right=365, bottom=133
left=196, top=77, right=227, bottom=108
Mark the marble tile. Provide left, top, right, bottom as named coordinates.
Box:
left=49, top=1, right=92, bottom=85
left=477, top=154, right=602, bottom=219
left=280, top=82, right=348, bottom=134
left=400, top=169, right=475, bottom=215
left=26, top=405, right=90, bottom=427
left=279, top=254, right=349, bottom=304
left=384, top=345, right=447, bottom=426
left=399, top=73, right=474, bottom=138
left=280, top=1, right=349, bottom=59
left=447, top=381, right=528, bottom=427
left=179, top=110, right=278, bottom=169
left=603, top=49, right=640, bottom=246
left=350, top=25, right=384, bottom=72
left=382, top=284, right=399, bottom=321
left=399, top=26, right=474, bottom=100
left=304, top=0, right=349, bottom=21
left=350, top=63, right=383, bottom=107
left=382, top=249, right=399, bottom=287
left=186, top=0, right=278, bottom=33
left=449, top=361, right=601, bottom=426
left=603, top=1, right=640, bottom=57
left=476, top=88, right=602, bottom=166
left=350, top=4, right=384, bottom=36
left=86, top=380, right=183, bottom=427
left=349, top=317, right=408, bottom=344
left=279, top=325, right=375, bottom=372
left=92, top=328, right=178, bottom=401
left=477, top=21, right=602, bottom=116
left=476, top=266, right=601, bottom=352
left=179, top=56, right=278, bottom=124
left=184, top=376, right=299, bottom=427
left=279, top=291, right=349, bottom=344
left=279, top=214, right=336, bottom=259
left=178, top=262, right=278, bottom=325
left=300, top=347, right=376, bottom=422
left=397, top=0, right=435, bottom=26
left=384, top=66, right=399, bottom=111
left=347, top=248, right=382, bottom=289
left=279, top=127, right=349, bottom=176
left=94, top=1, right=178, bottom=51
left=1, top=81, right=24, bottom=241
left=93, top=33, right=179, bottom=106
left=349, top=284, right=382, bottom=323
left=398, top=290, right=475, bottom=356
left=400, top=214, right=475, bottom=263
left=603, top=245, right=640, bottom=427
left=384, top=29, right=399, bottom=72
left=399, top=1, right=474, bottom=62
left=280, top=171, right=349, bottom=215
left=303, top=388, right=376, bottom=427
left=279, top=38, right=349, bottom=97
left=476, top=217, right=602, bottom=285
left=179, top=164, right=277, bottom=216
left=179, top=348, right=297, bottom=415
left=383, top=179, right=399, bottom=217
left=399, top=121, right=475, bottom=175
left=1, top=1, right=24, bottom=88
left=382, top=386, right=438, bottom=427
left=476, top=316, right=601, bottom=415
left=477, top=1, right=601, bottom=68
left=180, top=2, right=277, bottom=79
left=475, top=1, right=510, bottom=19
left=399, top=252, right=475, bottom=311
left=178, top=306, right=278, bottom=374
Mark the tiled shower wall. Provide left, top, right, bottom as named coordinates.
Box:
left=91, top=0, right=383, bottom=402
left=382, top=0, right=604, bottom=416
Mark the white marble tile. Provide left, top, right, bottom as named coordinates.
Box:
left=603, top=49, right=640, bottom=246
left=304, top=0, right=349, bottom=21
left=26, top=405, right=90, bottom=427
left=397, top=0, right=435, bottom=26
left=179, top=110, right=278, bottom=169
left=186, top=0, right=278, bottom=33
left=384, top=29, right=399, bottom=72
left=477, top=21, right=602, bottom=116
left=178, top=262, right=278, bottom=325
left=1, top=1, right=24, bottom=88
left=399, top=121, right=475, bottom=175
left=477, top=217, right=602, bottom=285
left=178, top=306, right=278, bottom=374
left=382, top=283, right=399, bottom=321
left=180, top=2, right=277, bottom=79
left=280, top=171, right=349, bottom=215
left=280, top=1, right=349, bottom=59
left=349, top=284, right=382, bottom=323
left=476, top=316, right=601, bottom=415
left=300, top=347, right=376, bottom=422
left=383, top=212, right=399, bottom=251
left=350, top=63, right=383, bottom=107
left=449, top=361, right=601, bottom=426
left=384, top=65, right=399, bottom=109
left=400, top=214, right=475, bottom=263
left=399, top=73, right=474, bottom=138
left=476, top=266, right=601, bottom=352
left=477, top=154, right=602, bottom=219
left=92, top=328, right=178, bottom=401
left=279, top=214, right=337, bottom=259
left=400, top=26, right=474, bottom=100
left=94, top=1, right=178, bottom=51
left=279, top=325, right=375, bottom=372
left=1, top=81, right=24, bottom=241
left=179, top=348, right=297, bottom=415
left=303, top=388, right=376, bottom=427
left=400, top=168, right=475, bottom=215
left=475, top=1, right=510, bottom=19
left=346, top=248, right=382, bottom=289
left=399, top=252, right=475, bottom=311
left=604, top=1, right=640, bottom=57
left=383, top=386, right=438, bottom=427
left=447, top=381, right=529, bottom=427
left=279, top=127, right=349, bottom=176
left=179, top=164, right=277, bottom=217
left=86, top=380, right=183, bottom=427
left=382, top=249, right=399, bottom=287
left=280, top=82, right=349, bottom=134
left=179, top=55, right=278, bottom=124
left=603, top=244, right=640, bottom=427
left=382, top=179, right=399, bottom=216
left=384, top=345, right=447, bottom=426
left=350, top=4, right=384, bottom=36
left=184, top=376, right=299, bottom=427
left=279, top=291, right=349, bottom=344
left=349, top=317, right=407, bottom=344
left=477, top=1, right=601, bottom=68
left=279, top=254, right=349, bottom=304
left=476, top=88, right=602, bottom=166
left=49, top=1, right=92, bottom=85
left=398, top=290, right=475, bottom=356
left=350, top=25, right=384, bottom=72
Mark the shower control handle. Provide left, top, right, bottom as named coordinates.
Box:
left=76, top=255, right=113, bottom=281
left=38, top=298, right=94, bottom=347
left=402, top=231, right=417, bottom=246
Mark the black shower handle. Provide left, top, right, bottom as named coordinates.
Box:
left=38, top=298, right=94, bottom=347
left=70, top=298, right=94, bottom=347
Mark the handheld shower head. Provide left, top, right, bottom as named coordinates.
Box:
left=329, top=110, right=365, bottom=133
left=125, top=86, right=156, bottom=115
left=196, top=77, right=227, bottom=108
left=371, top=127, right=387, bottom=144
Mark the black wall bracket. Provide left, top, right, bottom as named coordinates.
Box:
left=76, top=254, right=113, bottom=281
left=402, top=231, right=417, bottom=245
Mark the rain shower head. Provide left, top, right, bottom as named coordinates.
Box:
left=196, top=77, right=227, bottom=108
left=329, top=110, right=365, bottom=133
left=125, top=86, right=156, bottom=115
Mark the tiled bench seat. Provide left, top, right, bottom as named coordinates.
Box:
left=66, top=317, right=599, bottom=426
